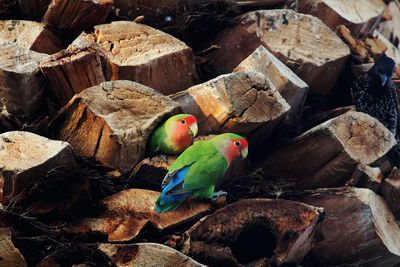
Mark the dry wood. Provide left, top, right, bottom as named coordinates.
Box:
left=297, top=0, right=385, bottom=36
left=261, top=111, right=396, bottom=189
left=171, top=71, right=290, bottom=146
left=377, top=1, right=400, bottom=48
left=99, top=243, right=206, bottom=267
left=0, top=217, right=27, bottom=267
left=53, top=80, right=180, bottom=172
left=69, top=189, right=211, bottom=242
left=374, top=30, right=400, bottom=66
left=236, top=0, right=285, bottom=7
left=0, top=0, right=17, bottom=17
left=380, top=167, right=400, bottom=219
left=0, top=43, right=49, bottom=118
left=39, top=47, right=107, bottom=106
left=207, top=9, right=350, bottom=95
left=18, top=0, right=51, bottom=21
left=70, top=21, right=198, bottom=95
left=43, top=0, right=113, bottom=32
left=351, top=163, right=383, bottom=193
left=298, top=187, right=400, bottom=266
left=0, top=131, right=77, bottom=199
left=113, top=0, right=177, bottom=19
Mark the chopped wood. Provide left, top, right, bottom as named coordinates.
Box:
left=0, top=0, right=17, bottom=18
left=235, top=0, right=285, bottom=7
left=113, top=0, right=177, bottom=19
left=17, top=0, right=51, bottom=21
left=261, top=111, right=396, bottom=189
left=0, top=131, right=77, bottom=199
left=43, top=0, right=113, bottom=32
left=171, top=71, right=290, bottom=146
left=207, top=9, right=350, bottom=95
left=374, top=30, right=400, bottom=66
left=297, top=187, right=400, bottom=266
left=0, top=216, right=27, bottom=267
left=380, top=167, right=400, bottom=219
left=70, top=21, right=199, bottom=95
left=99, top=243, right=206, bottom=267
left=377, top=1, right=400, bottom=48
left=69, top=189, right=211, bottom=242
left=351, top=163, right=383, bottom=192
left=53, top=80, right=180, bottom=172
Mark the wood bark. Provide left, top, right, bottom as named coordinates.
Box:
left=70, top=21, right=199, bottom=95
left=351, top=163, right=383, bottom=193
left=0, top=131, right=77, bottom=199
left=207, top=9, right=350, bottom=95
left=53, top=80, right=181, bottom=172
left=113, top=0, right=177, bottom=19
left=18, top=0, right=51, bottom=21
left=380, top=167, right=400, bottom=219
left=0, top=216, right=27, bottom=267
left=261, top=111, right=396, bottom=189
left=235, top=0, right=285, bottom=7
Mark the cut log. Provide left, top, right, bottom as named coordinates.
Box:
left=234, top=45, right=308, bottom=134
left=297, top=187, right=400, bottom=266
left=261, top=111, right=396, bottom=189
left=99, top=243, right=206, bottom=267
left=377, top=1, right=400, bottom=48
left=374, top=30, right=400, bottom=66
left=380, top=167, right=400, bottom=219
left=171, top=71, right=290, bottom=146
left=39, top=47, right=107, bottom=106
left=236, top=0, right=285, bottom=7
left=0, top=20, right=63, bottom=54
left=70, top=21, right=199, bottom=95
left=69, top=189, right=211, bottom=242
left=351, top=163, right=383, bottom=193
left=43, top=0, right=113, bottom=32
left=178, top=198, right=324, bottom=266
left=0, top=43, right=49, bottom=118
left=0, top=131, right=77, bottom=199
left=0, top=0, right=17, bottom=18
left=207, top=9, right=350, bottom=95
left=297, top=0, right=385, bottom=36
left=52, top=80, right=180, bottom=172
left=17, top=0, right=50, bottom=21
left=0, top=216, right=27, bottom=267
left=113, top=0, right=177, bottom=20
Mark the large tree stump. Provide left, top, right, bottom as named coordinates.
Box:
left=297, top=187, right=400, bottom=266
left=0, top=216, right=27, bottom=267
left=0, top=43, right=49, bottom=119
left=70, top=21, right=198, bottom=95
left=69, top=189, right=211, bottom=242
left=261, top=111, right=396, bottom=189
left=171, top=71, right=290, bottom=146
left=297, top=0, right=385, bottom=36
left=207, top=9, right=350, bottom=95
left=18, top=0, right=50, bottom=21
left=39, top=47, right=107, bottom=106
left=178, top=198, right=324, bottom=267
left=0, top=131, right=77, bottom=199
left=43, top=0, right=113, bottom=32
left=0, top=20, right=63, bottom=54
left=53, top=80, right=180, bottom=172
left=234, top=45, right=308, bottom=134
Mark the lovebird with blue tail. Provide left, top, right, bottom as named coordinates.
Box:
left=156, top=133, right=248, bottom=213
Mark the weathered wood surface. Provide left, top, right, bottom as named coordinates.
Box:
left=17, top=0, right=50, bottom=21
left=380, top=167, right=400, bottom=219
left=298, top=187, right=400, bottom=266
left=0, top=216, right=27, bottom=267
left=261, top=111, right=396, bottom=189
left=0, top=131, right=77, bottom=199
left=113, top=0, right=177, bottom=19
left=377, top=1, right=400, bottom=48
left=351, top=163, right=383, bottom=193
left=53, top=80, right=180, bottom=172
left=70, top=21, right=199, bottom=95
left=207, top=9, right=350, bottom=95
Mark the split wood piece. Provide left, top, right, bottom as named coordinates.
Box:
left=39, top=46, right=107, bottom=106
left=0, top=131, right=77, bottom=199
left=113, top=0, right=177, bottom=20
left=43, top=0, right=113, bottom=32
left=68, top=189, right=211, bottom=242
left=377, top=1, right=400, bottom=48
left=207, top=9, right=350, bottom=95
left=0, top=0, right=17, bottom=18
left=18, top=0, right=51, bottom=21
left=297, top=0, right=384, bottom=36
left=0, top=20, right=63, bottom=54
left=53, top=80, right=180, bottom=172
left=380, top=167, right=400, bottom=219
left=235, top=0, right=285, bottom=7
left=298, top=187, right=400, bottom=266
left=260, top=111, right=396, bottom=189
left=171, top=71, right=290, bottom=146
left=370, top=0, right=392, bottom=21
left=374, top=30, right=400, bottom=66
left=0, top=216, right=27, bottom=267
left=178, top=198, right=324, bottom=266
left=234, top=45, right=308, bottom=134
left=351, top=163, right=383, bottom=193
left=99, top=243, right=206, bottom=267
left=0, top=43, right=49, bottom=118
left=70, top=21, right=198, bottom=95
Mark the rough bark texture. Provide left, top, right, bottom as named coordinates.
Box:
left=99, top=243, right=206, bottom=267
left=53, top=80, right=181, bottom=172
left=113, top=0, right=177, bottom=19
left=352, top=163, right=383, bottom=193
left=298, top=187, right=400, bottom=266
left=0, top=131, right=77, bottom=199
left=261, top=111, right=396, bottom=189
left=69, top=189, right=211, bottom=242
left=207, top=9, right=350, bottom=95
left=17, top=0, right=51, bottom=21
left=380, top=167, right=400, bottom=219
left=0, top=216, right=27, bottom=267
left=70, top=21, right=199, bottom=95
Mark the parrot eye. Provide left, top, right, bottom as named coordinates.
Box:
left=234, top=141, right=241, bottom=147
left=180, top=120, right=186, bottom=125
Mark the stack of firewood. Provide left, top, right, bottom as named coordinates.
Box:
left=1, top=0, right=400, bottom=266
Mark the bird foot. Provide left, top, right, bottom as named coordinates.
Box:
left=212, top=190, right=227, bottom=201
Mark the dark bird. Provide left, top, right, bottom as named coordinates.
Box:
left=351, top=54, right=399, bottom=137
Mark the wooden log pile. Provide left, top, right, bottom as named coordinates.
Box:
left=1, top=0, right=400, bottom=266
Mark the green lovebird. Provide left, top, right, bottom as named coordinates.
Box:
left=148, top=114, right=198, bottom=156
left=156, top=133, right=248, bottom=213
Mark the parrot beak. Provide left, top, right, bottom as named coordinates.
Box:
left=189, top=122, right=198, bottom=137
left=380, top=73, right=388, bottom=86
left=240, top=146, right=248, bottom=159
